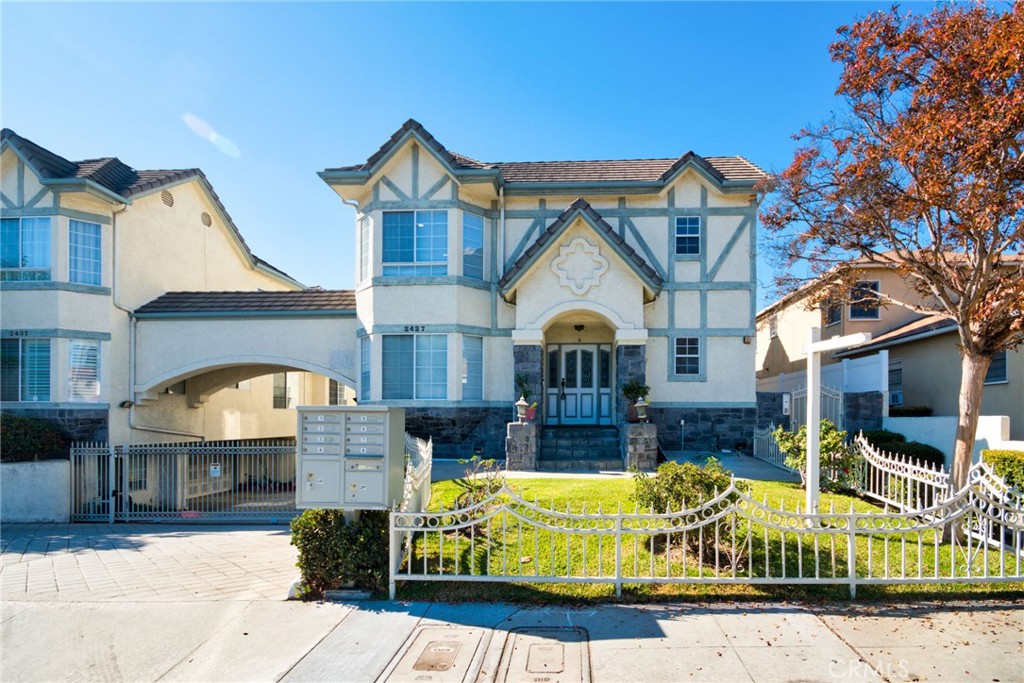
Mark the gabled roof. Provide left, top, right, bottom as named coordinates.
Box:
left=134, top=290, right=356, bottom=317
left=1, top=128, right=298, bottom=287
left=320, top=119, right=766, bottom=190
left=833, top=314, right=956, bottom=357
left=498, top=198, right=664, bottom=297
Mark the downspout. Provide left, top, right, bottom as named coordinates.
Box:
left=111, top=201, right=202, bottom=440
left=498, top=185, right=505, bottom=278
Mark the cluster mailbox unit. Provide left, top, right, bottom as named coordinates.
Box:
left=295, top=406, right=405, bottom=510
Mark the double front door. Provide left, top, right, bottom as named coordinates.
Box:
left=545, top=344, right=612, bottom=425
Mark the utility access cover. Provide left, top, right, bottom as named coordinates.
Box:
left=384, top=627, right=485, bottom=683
left=495, top=628, right=590, bottom=683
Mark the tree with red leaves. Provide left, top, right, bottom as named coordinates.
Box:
left=759, top=3, right=1024, bottom=490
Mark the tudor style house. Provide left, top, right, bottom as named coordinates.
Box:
left=321, top=120, right=766, bottom=457
left=0, top=129, right=346, bottom=444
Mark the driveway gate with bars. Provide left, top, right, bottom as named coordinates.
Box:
left=71, top=439, right=299, bottom=523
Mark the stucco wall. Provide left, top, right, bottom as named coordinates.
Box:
left=1, top=460, right=71, bottom=523
left=882, top=415, right=1013, bottom=467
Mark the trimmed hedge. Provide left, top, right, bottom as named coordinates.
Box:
left=982, top=450, right=1024, bottom=489
left=0, top=415, right=71, bottom=462
left=888, top=406, right=933, bottom=417
left=290, top=508, right=390, bottom=599
left=876, top=440, right=946, bottom=468
left=861, top=430, right=907, bottom=447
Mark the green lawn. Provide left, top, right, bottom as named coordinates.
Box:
left=395, top=472, right=1024, bottom=603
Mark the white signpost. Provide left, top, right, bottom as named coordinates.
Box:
left=804, top=328, right=871, bottom=513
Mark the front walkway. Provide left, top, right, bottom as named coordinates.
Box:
left=0, top=523, right=296, bottom=602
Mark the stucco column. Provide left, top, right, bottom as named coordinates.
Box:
left=615, top=344, right=646, bottom=426
left=512, top=344, right=543, bottom=423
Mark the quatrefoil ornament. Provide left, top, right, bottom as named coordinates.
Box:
left=550, top=237, right=609, bottom=296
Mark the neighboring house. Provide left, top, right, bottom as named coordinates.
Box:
left=755, top=264, right=1023, bottom=440
left=0, top=128, right=345, bottom=444
left=320, top=119, right=766, bottom=454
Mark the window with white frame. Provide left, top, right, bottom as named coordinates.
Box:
left=272, top=372, right=294, bottom=409
left=849, top=281, right=880, bottom=320
left=462, top=212, right=484, bottom=280
left=768, top=315, right=778, bottom=339
left=128, top=456, right=147, bottom=491
left=674, top=216, right=700, bottom=256
left=1, top=338, right=50, bottom=401
left=382, top=210, right=447, bottom=276
left=462, top=335, right=483, bottom=400
left=674, top=337, right=700, bottom=375
left=985, top=350, right=1008, bottom=384
left=359, top=336, right=371, bottom=402
left=328, top=379, right=343, bottom=405
left=358, top=216, right=371, bottom=281
left=1, top=217, right=51, bottom=281
left=381, top=334, right=447, bottom=399
left=69, top=340, right=100, bottom=402
left=888, top=358, right=903, bottom=406
left=69, top=220, right=102, bottom=286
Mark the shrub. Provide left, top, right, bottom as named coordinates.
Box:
left=889, top=405, right=933, bottom=417
left=876, top=441, right=946, bottom=469
left=631, top=458, right=734, bottom=513
left=0, top=415, right=71, bottom=462
left=860, top=430, right=907, bottom=447
left=290, top=508, right=390, bottom=599
left=773, top=420, right=858, bottom=492
left=621, top=379, right=651, bottom=403
left=982, top=450, right=1024, bottom=489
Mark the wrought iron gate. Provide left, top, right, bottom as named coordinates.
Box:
left=791, top=384, right=844, bottom=431
left=71, top=439, right=299, bottom=523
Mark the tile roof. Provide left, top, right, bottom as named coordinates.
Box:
left=1, top=128, right=296, bottom=286
left=135, top=290, right=356, bottom=315
left=323, top=119, right=767, bottom=185
left=499, top=198, right=664, bottom=292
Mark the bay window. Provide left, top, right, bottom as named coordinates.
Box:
left=69, top=339, right=101, bottom=402
left=1, top=217, right=51, bottom=281
left=462, top=336, right=483, bottom=400
left=382, top=210, right=447, bottom=276
left=462, top=212, right=484, bottom=280
left=1, top=338, right=51, bottom=402
left=69, top=220, right=102, bottom=285
left=382, top=334, right=447, bottom=400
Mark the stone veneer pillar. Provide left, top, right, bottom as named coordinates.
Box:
left=513, top=344, right=543, bottom=422
left=505, top=422, right=538, bottom=470
left=622, top=422, right=658, bottom=470
left=615, top=344, right=646, bottom=425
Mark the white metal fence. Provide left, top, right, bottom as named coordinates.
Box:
left=71, top=439, right=299, bottom=523
left=389, top=465, right=1024, bottom=599
left=400, top=434, right=433, bottom=514
left=752, top=424, right=796, bottom=473
left=855, top=435, right=950, bottom=511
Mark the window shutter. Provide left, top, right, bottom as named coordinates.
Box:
left=69, top=340, right=100, bottom=402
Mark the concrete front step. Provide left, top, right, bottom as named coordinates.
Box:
left=536, top=458, right=624, bottom=472
left=540, top=449, right=622, bottom=461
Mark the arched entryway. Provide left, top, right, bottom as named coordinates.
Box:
left=543, top=311, right=615, bottom=426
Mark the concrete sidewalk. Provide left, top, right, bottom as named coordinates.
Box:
left=2, top=598, right=1021, bottom=682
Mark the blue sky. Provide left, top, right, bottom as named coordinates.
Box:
left=2, top=1, right=885, bottom=304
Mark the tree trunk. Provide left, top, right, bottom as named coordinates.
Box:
left=951, top=350, right=992, bottom=491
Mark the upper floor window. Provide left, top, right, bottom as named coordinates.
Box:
left=69, top=220, right=102, bottom=286
left=1, top=217, right=51, bottom=281
left=272, top=372, right=296, bottom=409
left=69, top=339, right=100, bottom=402
left=824, top=302, right=842, bottom=326
left=888, top=358, right=903, bottom=407
left=768, top=315, right=779, bottom=339
left=985, top=350, right=1008, bottom=385
left=674, top=216, right=700, bottom=256
left=674, top=337, right=700, bottom=375
left=849, top=281, right=880, bottom=320
left=1, top=338, right=50, bottom=402
left=382, top=210, right=447, bottom=276
left=462, top=212, right=484, bottom=281
left=382, top=334, right=447, bottom=400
